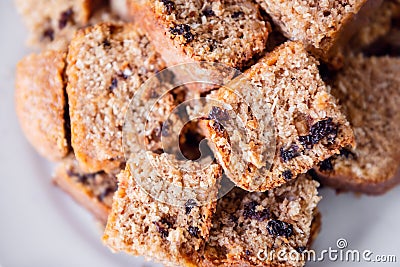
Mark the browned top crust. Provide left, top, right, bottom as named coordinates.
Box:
left=15, top=50, right=69, bottom=161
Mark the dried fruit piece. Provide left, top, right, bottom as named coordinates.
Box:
left=243, top=201, right=270, bottom=221
left=185, top=199, right=197, bottom=215
left=188, top=226, right=200, bottom=238
left=280, top=144, right=300, bottom=162
left=267, top=219, right=294, bottom=238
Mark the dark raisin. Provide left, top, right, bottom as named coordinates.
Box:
left=188, top=226, right=200, bottom=238
left=243, top=201, right=270, bottom=221
left=153, top=221, right=169, bottom=238
left=183, top=32, right=194, bottom=43
left=339, top=148, right=356, bottom=159
left=202, top=7, right=215, bottom=17
left=160, top=217, right=173, bottom=228
left=185, top=199, right=197, bottom=215
left=231, top=11, right=244, bottom=18
left=67, top=170, right=96, bottom=184
left=210, top=121, right=225, bottom=133
left=296, top=246, right=306, bottom=253
left=209, top=106, right=230, bottom=122
left=229, top=214, right=238, bottom=223
left=309, top=118, right=338, bottom=144
left=299, top=118, right=338, bottom=149
left=42, top=28, right=55, bottom=41
left=282, top=170, right=293, bottom=181
left=318, top=158, right=333, bottom=171
left=160, top=0, right=175, bottom=15
left=102, top=39, right=111, bottom=48
left=267, top=220, right=294, bottom=238
left=59, top=8, right=74, bottom=30
left=109, top=78, right=118, bottom=90
left=245, top=250, right=251, bottom=256
left=280, top=144, right=300, bottom=162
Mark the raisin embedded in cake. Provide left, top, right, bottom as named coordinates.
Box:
left=66, top=22, right=168, bottom=173
left=202, top=41, right=355, bottom=192
left=315, top=55, right=400, bottom=195
left=201, top=174, right=321, bottom=267
left=15, top=51, right=69, bottom=161
left=123, top=0, right=270, bottom=69
left=53, top=156, right=118, bottom=223
left=103, top=151, right=222, bottom=266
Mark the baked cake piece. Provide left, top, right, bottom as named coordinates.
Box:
left=53, top=155, right=118, bottom=223
left=202, top=174, right=321, bottom=267
left=15, top=50, right=69, bottom=161
left=315, top=55, right=400, bottom=195
left=350, top=0, right=400, bottom=50
left=66, top=22, right=167, bottom=173
left=255, top=0, right=382, bottom=63
left=103, top=151, right=222, bottom=266
left=15, top=0, right=107, bottom=50
left=125, top=0, right=270, bottom=69
left=201, top=41, right=355, bottom=192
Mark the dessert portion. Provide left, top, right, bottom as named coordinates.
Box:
left=315, top=55, right=400, bottom=195
left=255, top=0, right=382, bottom=64
left=66, top=22, right=167, bottom=173
left=125, top=0, right=271, bottom=69
left=53, top=155, right=118, bottom=223
left=202, top=174, right=321, bottom=267
left=103, top=151, right=222, bottom=266
left=15, top=50, right=69, bottom=161
left=15, top=0, right=109, bottom=50
left=202, top=42, right=355, bottom=192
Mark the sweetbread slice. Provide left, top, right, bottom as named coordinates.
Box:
left=255, top=0, right=382, bottom=64
left=202, top=174, right=321, bottom=267
left=315, top=55, right=400, bottom=195
left=126, top=0, right=270, bottom=69
left=202, top=41, right=354, bottom=192
left=103, top=151, right=222, bottom=266
left=66, top=22, right=167, bottom=173
left=15, top=50, right=69, bottom=161
left=15, top=0, right=107, bottom=50
left=53, top=155, right=118, bottom=223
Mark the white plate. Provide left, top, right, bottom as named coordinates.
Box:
left=0, top=1, right=399, bottom=266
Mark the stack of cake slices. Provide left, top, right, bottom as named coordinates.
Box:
left=14, top=0, right=400, bottom=266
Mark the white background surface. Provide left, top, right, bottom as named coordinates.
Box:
left=0, top=1, right=399, bottom=266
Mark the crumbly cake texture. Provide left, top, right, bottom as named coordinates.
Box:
left=255, top=0, right=381, bottom=62
left=53, top=155, right=118, bottom=223
left=15, top=50, right=69, bottom=161
left=103, top=151, right=222, bottom=266
left=350, top=0, right=400, bottom=50
left=203, top=42, right=355, bottom=192
left=128, top=0, right=270, bottom=69
left=15, top=0, right=107, bottom=50
left=66, top=22, right=167, bottom=173
left=202, top=175, right=321, bottom=267
left=315, top=55, right=400, bottom=195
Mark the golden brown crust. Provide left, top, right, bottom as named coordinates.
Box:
left=15, top=50, right=69, bottom=161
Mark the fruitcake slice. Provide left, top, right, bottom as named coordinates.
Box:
left=15, top=50, right=69, bottom=161
left=66, top=22, right=168, bottom=173
left=202, top=41, right=355, bottom=192
left=255, top=0, right=382, bottom=64
left=202, top=174, right=321, bottom=267
left=53, top=155, right=118, bottom=223
left=103, top=151, right=222, bottom=266
left=315, top=55, right=400, bottom=195
left=125, top=0, right=270, bottom=69
left=15, top=0, right=108, bottom=50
